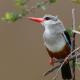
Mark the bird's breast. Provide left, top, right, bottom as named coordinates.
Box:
left=43, top=32, right=66, bottom=52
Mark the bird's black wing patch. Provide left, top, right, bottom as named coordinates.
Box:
left=64, top=31, right=71, bottom=45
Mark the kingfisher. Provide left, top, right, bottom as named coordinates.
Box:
left=28, top=15, right=72, bottom=80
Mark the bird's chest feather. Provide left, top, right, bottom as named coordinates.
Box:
left=43, top=31, right=66, bottom=52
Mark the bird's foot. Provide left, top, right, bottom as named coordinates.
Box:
left=48, top=58, right=56, bottom=66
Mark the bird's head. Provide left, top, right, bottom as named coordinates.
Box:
left=28, top=15, right=58, bottom=25
left=28, top=15, right=65, bottom=32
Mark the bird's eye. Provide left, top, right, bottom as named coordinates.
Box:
left=44, top=17, right=51, bottom=20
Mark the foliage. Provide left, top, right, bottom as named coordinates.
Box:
left=66, top=28, right=73, bottom=37
left=1, top=0, right=80, bottom=22
left=49, top=0, right=56, bottom=3
left=1, top=10, right=28, bottom=22
left=16, top=0, right=27, bottom=6
left=36, top=1, right=47, bottom=10
left=2, top=0, right=57, bottom=22
left=1, top=12, right=19, bottom=22
left=72, top=0, right=80, bottom=4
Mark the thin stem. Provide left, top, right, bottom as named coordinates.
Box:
left=43, top=47, right=80, bottom=77
left=72, top=8, right=76, bottom=80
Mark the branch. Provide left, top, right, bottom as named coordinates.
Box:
left=72, top=8, right=76, bottom=30
left=43, top=53, right=80, bottom=77
left=72, top=30, right=80, bottom=35
left=43, top=64, right=60, bottom=76
left=72, top=8, right=76, bottom=80
left=43, top=47, right=80, bottom=77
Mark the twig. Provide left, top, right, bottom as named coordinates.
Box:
left=72, top=8, right=76, bottom=30
left=43, top=64, right=61, bottom=76
left=54, top=51, right=80, bottom=63
left=43, top=47, right=80, bottom=77
left=55, top=52, right=80, bottom=63
left=75, top=51, right=80, bottom=72
left=43, top=53, right=80, bottom=77
left=72, top=8, right=76, bottom=80
left=51, top=47, right=79, bottom=80
left=26, top=0, right=49, bottom=13
left=72, top=30, right=80, bottom=35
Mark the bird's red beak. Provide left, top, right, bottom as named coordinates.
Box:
left=27, top=17, right=45, bottom=23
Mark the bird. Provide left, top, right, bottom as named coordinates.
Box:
left=28, top=15, right=72, bottom=80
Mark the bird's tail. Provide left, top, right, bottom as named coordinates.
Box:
left=61, top=62, right=72, bottom=79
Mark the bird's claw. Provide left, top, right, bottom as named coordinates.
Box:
left=48, top=58, right=56, bottom=66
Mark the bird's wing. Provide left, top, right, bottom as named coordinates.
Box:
left=63, top=31, right=71, bottom=48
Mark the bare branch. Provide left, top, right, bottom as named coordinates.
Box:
left=43, top=47, right=80, bottom=77
left=72, top=8, right=76, bottom=30
left=72, top=30, right=80, bottom=35
left=43, top=64, right=61, bottom=76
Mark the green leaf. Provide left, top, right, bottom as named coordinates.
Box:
left=49, top=0, right=56, bottom=3
left=2, top=12, right=19, bottom=22
left=37, top=2, right=44, bottom=8
left=18, top=9, right=28, bottom=18
left=72, top=0, right=80, bottom=4
left=66, top=28, right=73, bottom=37
left=16, top=0, right=27, bottom=6
left=37, top=1, right=47, bottom=10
